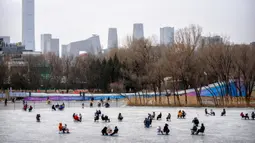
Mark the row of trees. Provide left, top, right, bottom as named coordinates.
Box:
left=0, top=24, right=254, bottom=106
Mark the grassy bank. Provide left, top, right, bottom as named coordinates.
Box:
left=126, top=95, right=255, bottom=107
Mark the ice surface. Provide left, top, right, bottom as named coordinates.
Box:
left=0, top=101, right=255, bottom=143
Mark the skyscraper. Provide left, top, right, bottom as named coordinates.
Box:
left=107, top=28, right=118, bottom=49
left=41, top=34, right=59, bottom=56
left=41, top=34, right=52, bottom=54
left=133, top=23, right=144, bottom=40
left=160, top=27, right=174, bottom=45
left=51, top=38, right=59, bottom=57
left=22, top=0, right=35, bottom=51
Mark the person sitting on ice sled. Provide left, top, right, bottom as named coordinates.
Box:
left=110, top=126, right=119, bottom=136
left=28, top=105, right=33, bottom=112
left=144, top=118, right=151, bottom=128
left=195, top=123, right=205, bottom=135
left=157, top=126, right=163, bottom=135
left=101, top=114, right=110, bottom=122
left=23, top=104, right=28, bottom=111
left=73, top=113, right=81, bottom=122
left=163, top=124, right=170, bottom=135
left=166, top=113, right=171, bottom=121
left=205, top=108, right=208, bottom=115
left=36, top=114, right=41, bottom=122
left=59, top=123, right=69, bottom=133
left=157, top=112, right=162, bottom=120
left=191, top=124, right=198, bottom=135
left=102, top=126, right=108, bottom=135
left=210, top=109, right=215, bottom=116
left=221, top=109, right=226, bottom=116
left=118, top=113, right=123, bottom=121
left=251, top=112, right=255, bottom=120
left=52, top=105, right=56, bottom=111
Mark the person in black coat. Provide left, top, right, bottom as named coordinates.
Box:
left=101, top=126, right=108, bottom=135
left=196, top=123, right=205, bottom=135
left=110, top=126, right=119, bottom=136
left=163, top=124, right=170, bottom=135
left=192, top=117, right=199, bottom=126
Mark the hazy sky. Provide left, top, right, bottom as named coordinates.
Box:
left=0, top=0, right=255, bottom=51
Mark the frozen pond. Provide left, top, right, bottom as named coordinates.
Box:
left=0, top=102, right=255, bottom=143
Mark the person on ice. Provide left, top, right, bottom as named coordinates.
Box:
left=191, top=124, right=198, bottom=135
left=157, top=112, right=162, bottom=120
left=221, top=109, right=226, bottom=116
left=166, top=113, right=171, bottom=121
left=196, top=123, right=205, bottom=135
left=94, top=114, right=99, bottom=122
left=163, top=124, right=170, bottom=135
left=23, top=104, right=28, bottom=111
left=98, top=102, right=101, bottom=107
left=90, top=100, right=93, bottom=107
left=28, top=106, right=33, bottom=112
left=157, top=126, right=163, bottom=135
left=210, top=109, right=215, bottom=116
left=118, top=113, right=123, bottom=121
left=101, top=126, right=108, bottom=135
left=36, top=114, right=41, bottom=122
left=152, top=112, right=156, bottom=119
left=110, top=126, right=119, bottom=136
left=192, top=117, right=199, bottom=126
left=79, top=113, right=82, bottom=121
left=251, top=112, right=255, bottom=120
left=52, top=105, right=56, bottom=111
left=182, top=110, right=186, bottom=118
left=177, top=110, right=182, bottom=118
left=4, top=98, right=7, bottom=106
left=82, top=103, right=84, bottom=109
left=205, top=108, right=208, bottom=115
left=105, top=102, right=110, bottom=108
left=144, top=118, right=151, bottom=128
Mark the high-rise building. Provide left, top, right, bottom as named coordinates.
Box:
left=61, top=45, right=68, bottom=57
left=107, top=28, right=118, bottom=49
left=51, top=38, right=59, bottom=57
left=22, top=0, right=35, bottom=51
left=160, top=27, right=174, bottom=45
left=133, top=23, right=144, bottom=40
left=41, top=34, right=52, bottom=54
left=41, top=34, right=59, bottom=56
left=66, top=35, right=101, bottom=57
left=0, top=36, right=10, bottom=44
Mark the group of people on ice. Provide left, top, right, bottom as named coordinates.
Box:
left=101, top=126, right=119, bottom=136
left=58, top=123, right=70, bottom=133
left=23, top=103, right=33, bottom=112
left=157, top=124, right=170, bottom=135
left=177, top=110, right=186, bottom=118
left=52, top=103, right=65, bottom=111
left=240, top=112, right=255, bottom=120
left=191, top=117, right=205, bottom=135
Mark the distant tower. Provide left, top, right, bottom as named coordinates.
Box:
left=107, top=28, right=118, bottom=49
left=133, top=23, right=144, bottom=40
left=22, top=0, right=35, bottom=51
left=160, top=27, right=174, bottom=45
left=41, top=34, right=52, bottom=54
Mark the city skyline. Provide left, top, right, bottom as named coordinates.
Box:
left=1, top=0, right=255, bottom=52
